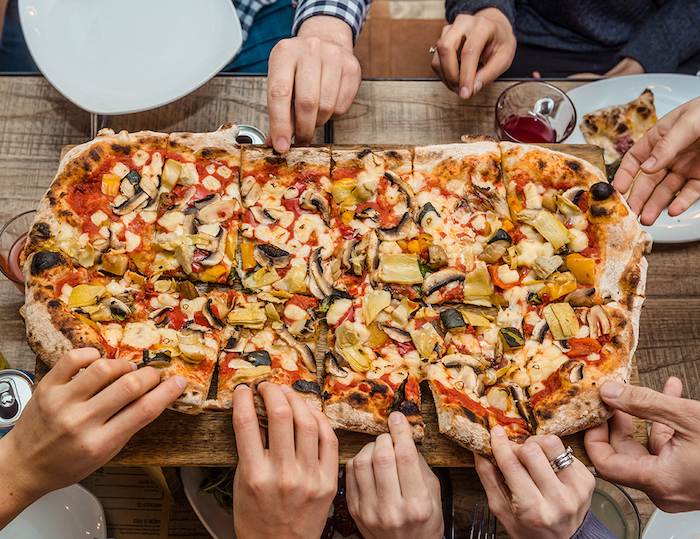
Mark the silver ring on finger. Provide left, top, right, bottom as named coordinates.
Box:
left=550, top=446, right=574, bottom=473
left=429, top=45, right=438, bottom=54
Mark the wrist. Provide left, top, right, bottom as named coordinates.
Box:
left=606, top=57, right=645, bottom=77
left=475, top=7, right=513, bottom=30
left=297, top=15, right=354, bottom=52
left=0, top=435, right=45, bottom=528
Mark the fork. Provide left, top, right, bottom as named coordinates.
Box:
left=469, top=503, right=497, bottom=539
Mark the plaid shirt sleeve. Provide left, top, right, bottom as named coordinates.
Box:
left=291, top=0, right=372, bottom=43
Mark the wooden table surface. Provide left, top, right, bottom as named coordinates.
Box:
left=2, top=75, right=692, bottom=533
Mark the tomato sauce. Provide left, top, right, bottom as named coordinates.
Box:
left=529, top=371, right=562, bottom=408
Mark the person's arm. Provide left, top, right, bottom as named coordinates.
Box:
left=616, top=0, right=700, bottom=74
left=231, top=382, right=338, bottom=539
left=431, top=4, right=516, bottom=99
left=265, top=0, right=367, bottom=153
left=345, top=412, right=444, bottom=539
left=0, top=348, right=185, bottom=530
left=475, top=427, right=600, bottom=539
left=613, top=96, right=700, bottom=225
left=585, top=377, right=700, bottom=513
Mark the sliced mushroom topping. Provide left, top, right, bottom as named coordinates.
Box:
left=250, top=206, right=279, bottom=225
left=355, top=207, right=380, bottom=221
left=565, top=287, right=596, bottom=307
left=441, top=353, right=483, bottom=370
left=452, top=366, right=478, bottom=392
left=221, top=326, right=243, bottom=352
left=139, top=175, right=159, bottom=200
left=562, top=187, right=586, bottom=206
left=149, top=306, right=173, bottom=322
left=100, top=296, right=131, bottom=318
left=587, top=305, right=610, bottom=339
left=254, top=244, right=292, bottom=268
left=342, top=236, right=369, bottom=276
left=509, top=383, right=530, bottom=421
left=202, top=229, right=228, bottom=267
left=279, top=328, right=317, bottom=373
left=300, top=188, right=331, bottom=226
left=379, top=324, right=412, bottom=343
left=533, top=319, right=549, bottom=343
left=292, top=379, right=321, bottom=396
left=533, top=255, right=564, bottom=280
left=422, top=268, right=466, bottom=297
left=244, top=350, right=272, bottom=367
left=120, top=176, right=136, bottom=198
left=174, top=244, right=195, bottom=274
left=366, top=230, right=380, bottom=286
left=194, top=194, right=221, bottom=209
left=555, top=339, right=571, bottom=353
left=182, top=214, right=197, bottom=236
left=112, top=191, right=149, bottom=216
left=384, top=170, right=415, bottom=212
left=310, top=247, right=334, bottom=298
left=172, top=186, right=197, bottom=212
left=479, top=240, right=510, bottom=264
left=142, top=350, right=172, bottom=368
left=197, top=199, right=236, bottom=224
left=203, top=298, right=225, bottom=328
left=326, top=350, right=349, bottom=377
left=418, top=202, right=440, bottom=227
left=428, top=244, right=448, bottom=270
left=569, top=362, right=585, bottom=383
left=454, top=198, right=470, bottom=212
left=377, top=211, right=411, bottom=241
left=243, top=182, right=263, bottom=207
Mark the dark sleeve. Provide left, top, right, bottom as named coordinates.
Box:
left=617, top=0, right=700, bottom=73
left=570, top=509, right=618, bottom=539
left=445, top=0, right=515, bottom=26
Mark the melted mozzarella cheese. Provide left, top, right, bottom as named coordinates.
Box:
left=121, top=322, right=161, bottom=349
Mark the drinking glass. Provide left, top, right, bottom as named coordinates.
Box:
left=0, top=210, right=36, bottom=294
left=495, top=81, right=577, bottom=143
left=590, top=476, right=642, bottom=539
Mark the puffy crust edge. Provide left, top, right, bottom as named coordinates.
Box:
left=325, top=401, right=424, bottom=441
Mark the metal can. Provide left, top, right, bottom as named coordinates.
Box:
left=236, top=124, right=266, bottom=145
left=0, top=370, right=34, bottom=439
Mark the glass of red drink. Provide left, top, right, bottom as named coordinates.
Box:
left=495, top=81, right=577, bottom=143
left=0, top=210, right=35, bottom=294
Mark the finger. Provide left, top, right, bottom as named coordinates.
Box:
left=103, top=375, right=186, bottom=449
left=474, top=452, right=511, bottom=513
left=69, top=358, right=138, bottom=399
left=638, top=171, right=687, bottom=225
left=388, top=412, right=425, bottom=496
left=308, top=399, right=339, bottom=475
left=625, top=168, right=667, bottom=217
left=523, top=436, right=579, bottom=487
left=316, top=57, right=342, bottom=127
left=345, top=458, right=361, bottom=517
left=600, top=382, right=690, bottom=434
left=514, top=439, right=563, bottom=494
left=267, top=41, right=297, bottom=153
left=293, top=50, right=323, bottom=146
left=649, top=377, right=683, bottom=454
left=332, top=60, right=362, bottom=118
left=232, top=384, right=265, bottom=462
left=258, top=382, right=296, bottom=464
left=668, top=178, right=700, bottom=217
left=458, top=25, right=491, bottom=98
left=282, top=387, right=319, bottom=466
left=640, top=122, right=700, bottom=174
left=417, top=451, right=441, bottom=497
left=352, top=441, right=379, bottom=506
left=371, top=433, right=403, bottom=505
left=436, top=22, right=469, bottom=90
left=48, top=347, right=102, bottom=384
left=473, top=47, right=515, bottom=92
left=490, top=425, right=542, bottom=501
left=89, top=365, right=163, bottom=417
left=608, top=410, right=649, bottom=458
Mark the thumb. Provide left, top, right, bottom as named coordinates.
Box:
left=600, top=382, right=689, bottom=434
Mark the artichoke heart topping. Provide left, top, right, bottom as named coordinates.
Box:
left=230, top=365, right=272, bottom=385
left=227, top=303, right=267, bottom=328
left=542, top=303, right=579, bottom=340
left=68, top=284, right=107, bottom=308
left=410, top=324, right=442, bottom=360
left=364, top=290, right=391, bottom=325
left=379, top=253, right=423, bottom=284
left=335, top=321, right=372, bottom=372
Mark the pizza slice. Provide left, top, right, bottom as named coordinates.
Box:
left=580, top=89, right=657, bottom=166
left=322, top=291, right=429, bottom=440
left=213, top=292, right=322, bottom=413
left=239, top=147, right=342, bottom=300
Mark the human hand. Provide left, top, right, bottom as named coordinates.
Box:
left=431, top=8, right=516, bottom=100
left=345, top=412, right=444, bottom=539
left=585, top=377, right=700, bottom=513
left=568, top=57, right=645, bottom=79
left=0, top=348, right=185, bottom=529
left=232, top=382, right=338, bottom=539
left=266, top=15, right=361, bottom=152
left=475, top=426, right=595, bottom=539
left=613, top=96, right=700, bottom=225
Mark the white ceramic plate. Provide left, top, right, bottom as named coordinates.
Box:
left=0, top=484, right=106, bottom=539
left=181, top=467, right=236, bottom=539
left=19, top=0, right=242, bottom=115
left=564, top=74, right=700, bottom=243
left=642, top=508, right=700, bottom=539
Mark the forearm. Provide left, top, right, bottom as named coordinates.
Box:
left=444, top=0, right=514, bottom=26
left=0, top=436, right=44, bottom=530
left=292, top=0, right=370, bottom=44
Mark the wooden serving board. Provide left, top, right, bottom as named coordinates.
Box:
left=49, top=142, right=646, bottom=467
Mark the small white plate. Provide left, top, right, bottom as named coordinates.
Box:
left=642, top=508, right=700, bottom=539
left=19, top=0, right=242, bottom=115
left=181, top=467, right=236, bottom=539
left=565, top=74, right=700, bottom=244
left=0, top=484, right=106, bottom=539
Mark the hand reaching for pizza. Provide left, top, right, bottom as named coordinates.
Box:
left=231, top=382, right=338, bottom=539
left=614, top=96, right=700, bottom=226
left=345, top=412, right=444, bottom=539
left=585, top=377, right=700, bottom=513
left=266, top=16, right=362, bottom=153
left=0, top=348, right=185, bottom=531
left=431, top=9, right=516, bottom=100
left=475, top=427, right=595, bottom=539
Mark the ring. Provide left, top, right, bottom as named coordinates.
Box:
left=550, top=446, right=574, bottom=473
left=429, top=46, right=437, bottom=54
